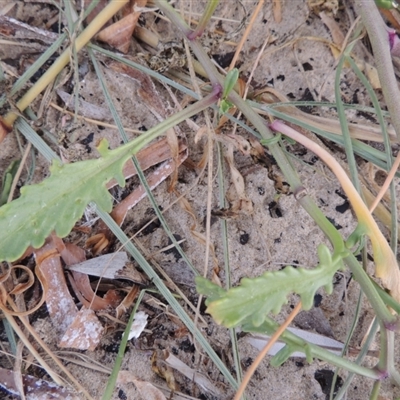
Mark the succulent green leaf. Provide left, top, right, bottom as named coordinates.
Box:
left=0, top=138, right=140, bottom=262
left=222, top=68, right=239, bottom=99
left=196, top=244, right=343, bottom=328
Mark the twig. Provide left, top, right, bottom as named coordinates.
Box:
left=228, top=0, right=264, bottom=71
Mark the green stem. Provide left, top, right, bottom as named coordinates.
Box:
left=188, top=0, right=220, bottom=40
left=344, top=253, right=395, bottom=325
left=370, top=380, right=381, bottom=400
left=309, top=344, right=380, bottom=380
left=335, top=56, right=361, bottom=192
left=334, top=318, right=380, bottom=400
left=251, top=320, right=381, bottom=380
left=346, top=55, right=398, bottom=253
left=102, top=290, right=146, bottom=400
left=131, top=83, right=222, bottom=152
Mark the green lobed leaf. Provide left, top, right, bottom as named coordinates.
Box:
left=0, top=138, right=139, bottom=262
left=195, top=275, right=227, bottom=303
left=196, top=244, right=343, bottom=328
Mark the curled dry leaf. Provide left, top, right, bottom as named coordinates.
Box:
left=68, top=270, right=122, bottom=311
left=34, top=236, right=78, bottom=334
left=116, top=285, right=140, bottom=319
left=96, top=0, right=147, bottom=53
left=111, top=146, right=188, bottom=226
left=8, top=265, right=34, bottom=296
left=0, top=264, right=44, bottom=317
left=56, top=238, right=121, bottom=311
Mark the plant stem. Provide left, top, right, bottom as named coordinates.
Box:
left=131, top=83, right=222, bottom=151
left=188, top=0, right=220, bottom=40
left=251, top=319, right=382, bottom=380
left=355, top=1, right=400, bottom=141
left=270, top=120, right=400, bottom=314
left=370, top=380, right=381, bottom=400
left=345, top=253, right=395, bottom=324
left=102, top=290, right=146, bottom=400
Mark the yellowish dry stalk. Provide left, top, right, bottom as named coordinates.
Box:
left=1, top=0, right=129, bottom=131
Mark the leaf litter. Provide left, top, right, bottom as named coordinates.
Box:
left=1, top=1, right=400, bottom=399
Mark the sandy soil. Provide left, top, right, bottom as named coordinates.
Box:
left=1, top=1, right=400, bottom=399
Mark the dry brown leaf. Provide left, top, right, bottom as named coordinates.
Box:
left=224, top=144, right=254, bottom=216
left=55, top=238, right=121, bottom=310
left=107, top=138, right=187, bottom=190
left=68, top=252, right=147, bottom=284
left=96, top=0, right=147, bottom=53
left=68, top=270, right=121, bottom=311
left=97, top=13, right=138, bottom=53
left=59, top=307, right=104, bottom=351
left=34, top=237, right=78, bottom=334
left=380, top=8, right=400, bottom=31
left=116, top=285, right=140, bottom=319
left=111, top=146, right=188, bottom=225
